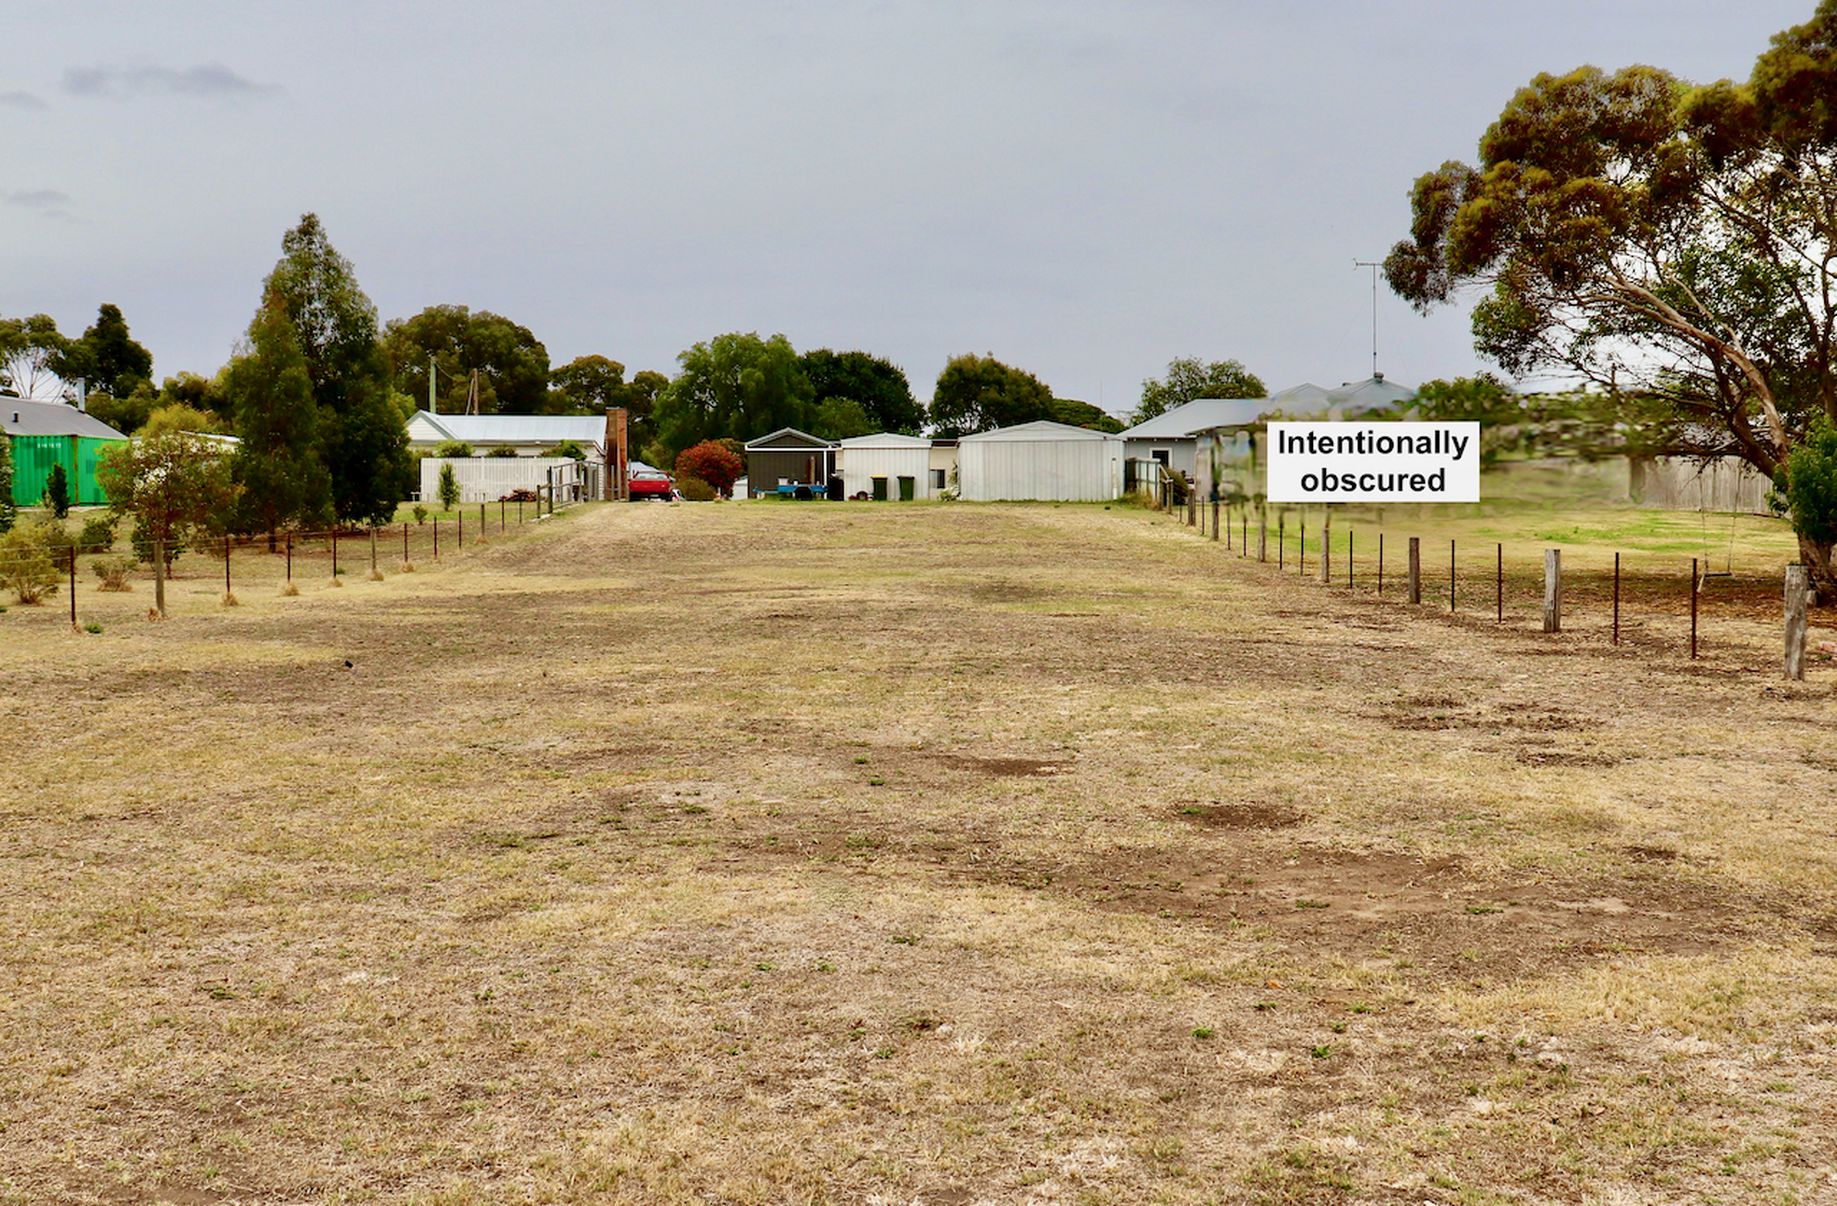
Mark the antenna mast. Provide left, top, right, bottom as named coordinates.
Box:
left=1353, top=259, right=1383, bottom=378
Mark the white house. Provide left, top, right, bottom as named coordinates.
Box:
left=406, top=410, right=607, bottom=457
left=836, top=432, right=935, bottom=500
left=1118, top=398, right=1271, bottom=480
left=956, top=420, right=1124, bottom=502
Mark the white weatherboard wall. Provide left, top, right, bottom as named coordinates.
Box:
left=837, top=434, right=934, bottom=499
left=420, top=457, right=585, bottom=503
left=957, top=421, right=1124, bottom=502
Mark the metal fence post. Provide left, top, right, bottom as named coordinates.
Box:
left=1408, top=537, right=1422, bottom=604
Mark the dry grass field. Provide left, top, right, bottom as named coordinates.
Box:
left=2, top=499, right=1834, bottom=1204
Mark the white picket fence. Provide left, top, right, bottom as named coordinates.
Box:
left=418, top=457, right=599, bottom=504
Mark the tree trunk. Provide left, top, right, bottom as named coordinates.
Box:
left=1799, top=532, right=1835, bottom=601
left=153, top=536, right=167, bottom=616
left=267, top=525, right=277, bottom=553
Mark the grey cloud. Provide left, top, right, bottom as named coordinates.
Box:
left=4, top=189, right=73, bottom=220
left=62, top=62, right=274, bottom=98
left=6, top=189, right=72, bottom=209
left=0, top=90, right=46, bottom=109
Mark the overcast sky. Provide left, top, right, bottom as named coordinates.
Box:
left=0, top=0, right=1814, bottom=411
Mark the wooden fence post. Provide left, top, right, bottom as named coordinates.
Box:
left=1407, top=537, right=1422, bottom=604
left=1378, top=533, right=1384, bottom=596
left=69, top=546, right=77, bottom=628
left=1318, top=509, right=1331, bottom=584
left=1785, top=565, right=1809, bottom=680
left=1543, top=549, right=1561, bottom=633
left=1211, top=500, right=1219, bottom=542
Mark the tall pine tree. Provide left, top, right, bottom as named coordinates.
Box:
left=228, top=288, right=332, bottom=547
left=262, top=214, right=410, bottom=524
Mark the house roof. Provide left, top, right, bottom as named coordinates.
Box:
left=1119, top=398, right=1271, bottom=439
left=959, top=419, right=1119, bottom=443
left=839, top=431, right=932, bottom=449
left=745, top=427, right=834, bottom=450
left=408, top=411, right=606, bottom=445
left=1269, top=382, right=1336, bottom=408
left=1326, top=374, right=1416, bottom=412
left=0, top=397, right=128, bottom=440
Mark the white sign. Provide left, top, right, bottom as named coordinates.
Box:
left=1265, top=421, right=1480, bottom=503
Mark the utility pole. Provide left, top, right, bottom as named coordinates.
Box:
left=427, top=355, right=437, bottom=414
left=1354, top=259, right=1383, bottom=379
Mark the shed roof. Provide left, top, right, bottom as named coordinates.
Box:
left=746, top=427, right=834, bottom=450
left=839, top=431, right=932, bottom=449
left=0, top=397, right=128, bottom=440
left=409, top=411, right=606, bottom=445
left=1119, top=398, right=1271, bottom=439
left=959, top=419, right=1117, bottom=442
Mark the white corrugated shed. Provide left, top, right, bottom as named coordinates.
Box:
left=837, top=432, right=934, bottom=499
left=956, top=420, right=1124, bottom=502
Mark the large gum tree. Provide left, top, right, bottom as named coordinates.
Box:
left=1386, top=2, right=1837, bottom=586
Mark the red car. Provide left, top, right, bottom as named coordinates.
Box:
left=627, top=462, right=675, bottom=500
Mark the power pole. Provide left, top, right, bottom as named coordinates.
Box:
left=427, top=355, right=437, bottom=414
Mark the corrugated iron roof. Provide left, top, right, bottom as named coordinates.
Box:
left=959, top=419, right=1118, bottom=442
left=408, top=411, right=606, bottom=444
left=0, top=397, right=129, bottom=439
left=1119, top=398, right=1271, bottom=439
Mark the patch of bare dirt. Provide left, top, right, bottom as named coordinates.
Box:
left=1172, top=802, right=1302, bottom=829
left=935, top=753, right=1067, bottom=777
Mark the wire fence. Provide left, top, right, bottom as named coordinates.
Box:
left=1172, top=498, right=1825, bottom=680
left=0, top=490, right=581, bottom=627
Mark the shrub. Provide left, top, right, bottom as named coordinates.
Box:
left=92, top=556, right=133, bottom=591
left=438, top=463, right=461, bottom=511
left=79, top=515, right=118, bottom=552
left=550, top=439, right=587, bottom=461
left=674, top=441, right=743, bottom=496
left=432, top=440, right=475, bottom=458
left=675, top=475, right=716, bottom=501
left=0, top=519, right=65, bottom=603
left=0, top=434, right=14, bottom=533
left=43, top=463, right=71, bottom=518
left=1774, top=415, right=1837, bottom=581
left=487, top=445, right=521, bottom=458
left=412, top=504, right=429, bottom=525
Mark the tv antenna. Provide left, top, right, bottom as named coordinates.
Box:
left=1353, top=259, right=1383, bottom=379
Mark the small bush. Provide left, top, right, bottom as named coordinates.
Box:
left=412, top=505, right=429, bottom=525
left=0, top=520, right=65, bottom=604
left=43, top=464, right=71, bottom=518
left=438, top=464, right=461, bottom=511
left=676, top=475, right=716, bottom=502
left=92, top=556, right=134, bottom=591
left=432, top=440, right=474, bottom=458
left=79, top=515, right=118, bottom=552
left=487, top=445, right=521, bottom=458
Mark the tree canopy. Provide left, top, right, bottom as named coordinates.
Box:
left=382, top=304, right=552, bottom=415
left=264, top=214, right=410, bottom=524
left=653, top=332, right=815, bottom=459
left=1134, top=357, right=1265, bottom=424
left=927, top=354, right=1057, bottom=438
left=63, top=304, right=153, bottom=398
left=227, top=288, right=331, bottom=543
left=1385, top=1, right=1837, bottom=581
left=0, top=313, right=71, bottom=401
left=800, top=349, right=924, bottom=434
